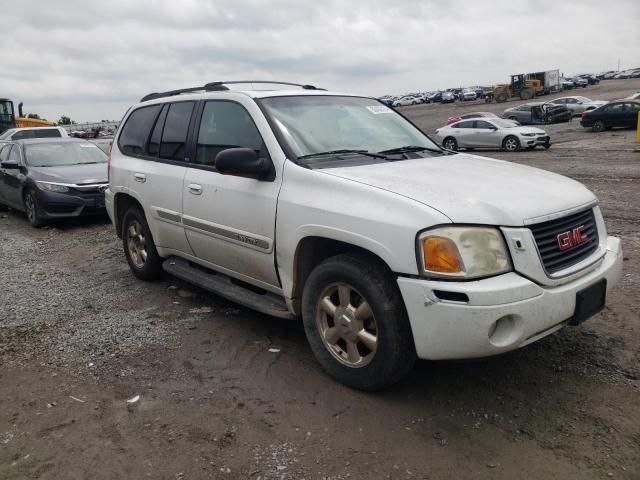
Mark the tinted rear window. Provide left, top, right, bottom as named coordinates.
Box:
left=119, top=105, right=162, bottom=156
left=160, top=102, right=195, bottom=160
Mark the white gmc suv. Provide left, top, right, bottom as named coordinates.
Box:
left=106, top=81, right=623, bottom=390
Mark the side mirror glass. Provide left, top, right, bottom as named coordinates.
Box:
left=215, top=148, right=271, bottom=179
left=0, top=160, right=20, bottom=170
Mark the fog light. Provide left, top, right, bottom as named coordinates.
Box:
left=488, top=315, right=520, bottom=347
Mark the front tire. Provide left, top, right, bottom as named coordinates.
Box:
left=442, top=136, right=458, bottom=151
left=23, top=191, right=45, bottom=228
left=301, top=253, right=416, bottom=391
left=502, top=135, right=521, bottom=152
left=122, top=207, right=163, bottom=281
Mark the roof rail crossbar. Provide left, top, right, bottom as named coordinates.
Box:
left=204, top=81, right=325, bottom=91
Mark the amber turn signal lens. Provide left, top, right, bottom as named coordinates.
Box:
left=422, top=236, right=464, bottom=273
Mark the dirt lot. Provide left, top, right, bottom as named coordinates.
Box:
left=1, top=79, right=639, bottom=480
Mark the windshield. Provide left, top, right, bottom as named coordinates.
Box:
left=491, top=119, right=518, bottom=129
left=259, top=95, right=440, bottom=158
left=574, top=96, right=591, bottom=103
left=0, top=129, right=15, bottom=140
left=24, top=142, right=107, bottom=167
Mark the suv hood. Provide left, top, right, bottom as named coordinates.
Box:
left=321, top=153, right=596, bottom=226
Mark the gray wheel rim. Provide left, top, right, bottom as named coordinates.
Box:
left=444, top=139, right=456, bottom=150
left=127, top=220, right=147, bottom=269
left=505, top=138, right=518, bottom=151
left=315, top=282, right=378, bottom=368
left=25, top=194, right=36, bottom=223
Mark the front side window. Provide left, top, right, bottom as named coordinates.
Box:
left=119, top=104, right=162, bottom=156
left=473, top=120, right=493, bottom=129
left=259, top=95, right=440, bottom=158
left=160, top=102, right=195, bottom=161
left=195, top=101, right=265, bottom=166
left=604, top=103, right=625, bottom=113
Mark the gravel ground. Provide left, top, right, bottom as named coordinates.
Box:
left=0, top=78, right=639, bottom=480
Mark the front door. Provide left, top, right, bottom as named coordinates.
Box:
left=182, top=99, right=283, bottom=290
left=0, top=145, right=26, bottom=209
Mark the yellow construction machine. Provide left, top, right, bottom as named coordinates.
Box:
left=492, top=74, right=543, bottom=103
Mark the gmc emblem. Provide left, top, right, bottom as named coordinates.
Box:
left=557, top=225, right=588, bottom=250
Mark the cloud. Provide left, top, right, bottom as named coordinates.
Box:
left=1, top=0, right=638, bottom=122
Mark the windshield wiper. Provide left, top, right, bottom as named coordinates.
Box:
left=298, top=149, right=387, bottom=160
left=378, top=145, right=444, bottom=155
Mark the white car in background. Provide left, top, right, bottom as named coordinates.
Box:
left=461, top=89, right=477, bottom=101
left=548, top=96, right=607, bottom=116
left=0, top=126, right=69, bottom=141
left=623, top=92, right=640, bottom=101
left=393, top=96, right=420, bottom=107
left=435, top=117, right=551, bottom=152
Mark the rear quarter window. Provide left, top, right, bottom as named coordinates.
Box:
left=118, top=104, right=163, bottom=156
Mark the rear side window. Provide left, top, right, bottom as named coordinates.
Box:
left=119, top=104, right=162, bottom=156
left=33, top=129, right=62, bottom=138
left=160, top=102, right=195, bottom=161
left=147, top=104, right=168, bottom=157
left=454, top=121, right=474, bottom=129
left=12, top=130, right=35, bottom=140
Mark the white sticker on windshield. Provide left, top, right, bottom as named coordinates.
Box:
left=366, top=105, right=392, bottom=114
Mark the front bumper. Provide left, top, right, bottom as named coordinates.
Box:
left=519, top=134, right=550, bottom=147
left=398, top=236, right=623, bottom=360
left=33, top=188, right=106, bottom=219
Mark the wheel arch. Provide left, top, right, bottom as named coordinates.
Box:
left=287, top=236, right=395, bottom=316
left=113, top=192, right=144, bottom=238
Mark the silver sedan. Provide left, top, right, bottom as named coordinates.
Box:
left=434, top=118, right=551, bottom=152
left=548, top=96, right=607, bottom=115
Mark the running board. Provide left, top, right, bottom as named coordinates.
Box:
left=162, top=256, right=294, bottom=320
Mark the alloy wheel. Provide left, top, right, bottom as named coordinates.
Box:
left=315, top=282, right=378, bottom=368
left=504, top=138, right=519, bottom=151
left=24, top=193, right=37, bottom=223
left=127, top=220, right=147, bottom=268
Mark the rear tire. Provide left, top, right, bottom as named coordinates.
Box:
left=502, top=135, right=521, bottom=152
left=301, top=253, right=416, bottom=391
left=442, top=137, right=458, bottom=151
left=592, top=120, right=605, bottom=133
left=122, top=206, right=163, bottom=281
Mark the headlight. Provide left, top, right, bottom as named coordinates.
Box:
left=36, top=181, right=70, bottom=193
left=418, top=226, right=511, bottom=279
left=520, top=133, right=535, bottom=137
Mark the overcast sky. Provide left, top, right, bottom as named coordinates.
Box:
left=1, top=0, right=638, bottom=123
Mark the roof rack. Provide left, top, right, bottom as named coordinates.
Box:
left=140, top=81, right=324, bottom=102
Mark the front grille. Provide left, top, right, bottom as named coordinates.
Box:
left=529, top=208, right=599, bottom=274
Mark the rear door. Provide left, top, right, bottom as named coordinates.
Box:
left=117, top=102, right=194, bottom=254
left=2, top=144, right=25, bottom=208
left=182, top=98, right=282, bottom=289
left=450, top=120, right=474, bottom=147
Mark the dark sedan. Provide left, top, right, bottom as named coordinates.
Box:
left=0, top=138, right=108, bottom=227
left=580, top=100, right=640, bottom=132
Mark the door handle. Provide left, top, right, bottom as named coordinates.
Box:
left=134, top=173, right=146, bottom=183
left=188, top=183, right=203, bottom=195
